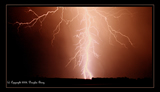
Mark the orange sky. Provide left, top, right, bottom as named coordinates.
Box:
left=7, top=6, right=153, bottom=79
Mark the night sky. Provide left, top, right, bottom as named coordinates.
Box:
left=7, top=6, right=152, bottom=79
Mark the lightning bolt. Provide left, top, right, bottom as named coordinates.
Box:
left=10, top=7, right=133, bottom=79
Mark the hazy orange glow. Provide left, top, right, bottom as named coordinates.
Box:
left=7, top=6, right=152, bottom=79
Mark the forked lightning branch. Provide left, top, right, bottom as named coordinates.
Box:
left=11, top=7, right=133, bottom=79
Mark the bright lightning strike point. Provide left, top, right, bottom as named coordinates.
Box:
left=10, top=7, right=133, bottom=80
